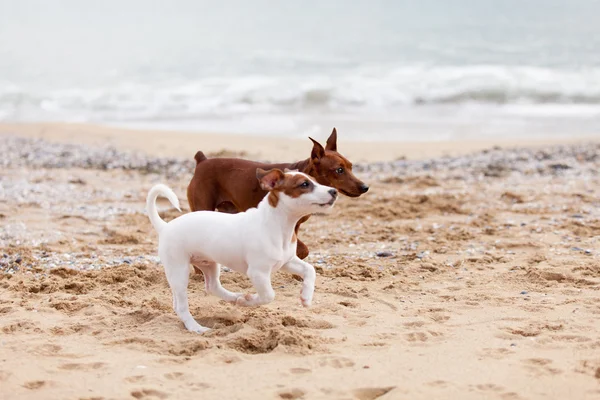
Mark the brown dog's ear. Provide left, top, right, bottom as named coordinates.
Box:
left=256, top=168, right=285, bottom=191
left=325, top=127, right=337, bottom=152
left=309, top=137, right=325, bottom=162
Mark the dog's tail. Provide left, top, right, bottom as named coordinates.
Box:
left=146, top=184, right=181, bottom=234
left=194, top=151, right=207, bottom=164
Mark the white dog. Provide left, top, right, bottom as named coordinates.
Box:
left=147, top=168, right=338, bottom=333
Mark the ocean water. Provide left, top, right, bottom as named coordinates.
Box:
left=1, top=0, right=600, bottom=141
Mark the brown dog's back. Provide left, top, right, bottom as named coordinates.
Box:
left=187, top=157, right=294, bottom=212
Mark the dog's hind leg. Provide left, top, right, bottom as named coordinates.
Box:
left=193, top=260, right=241, bottom=303
left=164, top=260, right=209, bottom=333
left=216, top=201, right=239, bottom=214
left=236, top=266, right=275, bottom=307
left=281, top=257, right=316, bottom=307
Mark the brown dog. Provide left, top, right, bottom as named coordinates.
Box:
left=187, top=128, right=368, bottom=261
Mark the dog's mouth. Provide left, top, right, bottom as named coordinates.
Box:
left=314, top=198, right=336, bottom=207
left=339, top=189, right=361, bottom=198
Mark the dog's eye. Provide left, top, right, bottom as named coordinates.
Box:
left=336, top=167, right=344, bottom=174
left=300, top=181, right=310, bottom=188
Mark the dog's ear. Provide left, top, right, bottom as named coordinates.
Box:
left=257, top=168, right=285, bottom=191
left=309, top=137, right=325, bottom=162
left=325, top=127, right=337, bottom=152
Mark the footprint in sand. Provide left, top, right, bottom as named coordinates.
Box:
left=162, top=372, right=210, bottom=390
left=163, top=372, right=186, bottom=380
left=362, top=341, right=388, bottom=347
left=59, top=362, right=106, bottom=371
left=478, top=347, right=515, bottom=360
left=217, top=354, right=243, bottom=364
left=404, top=331, right=444, bottom=343
left=280, top=315, right=334, bottom=329
left=576, top=359, right=600, bottom=379
left=318, top=356, right=355, bottom=369
left=405, top=332, right=427, bottom=342
left=475, top=383, right=504, bottom=392
left=0, top=306, right=13, bottom=314
left=22, top=380, right=48, bottom=390
left=472, top=383, right=522, bottom=399
left=523, top=358, right=562, bottom=376
left=31, top=343, right=66, bottom=357
left=187, top=382, right=210, bottom=390
left=352, top=386, right=396, bottom=400
left=124, top=376, right=146, bottom=383
left=290, top=367, right=311, bottom=374
left=156, top=358, right=187, bottom=365
left=130, top=389, right=169, bottom=399
left=428, top=313, right=450, bottom=323
left=403, top=321, right=426, bottom=328
left=277, top=388, right=305, bottom=399
left=2, top=320, right=41, bottom=334
left=374, top=332, right=397, bottom=340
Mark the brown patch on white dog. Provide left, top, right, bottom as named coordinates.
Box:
left=256, top=169, right=320, bottom=208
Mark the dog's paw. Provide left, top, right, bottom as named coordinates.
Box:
left=300, top=294, right=312, bottom=307
left=235, top=293, right=258, bottom=307
left=226, top=293, right=243, bottom=304
left=300, top=288, right=313, bottom=307
left=185, top=320, right=210, bottom=334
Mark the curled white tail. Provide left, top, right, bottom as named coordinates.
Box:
left=146, top=184, right=181, bottom=234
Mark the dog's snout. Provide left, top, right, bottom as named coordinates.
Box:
left=359, top=184, right=369, bottom=193
left=328, top=188, right=338, bottom=198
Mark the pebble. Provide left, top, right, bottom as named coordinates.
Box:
left=2, top=136, right=599, bottom=188
left=0, top=250, right=163, bottom=274
left=1, top=136, right=195, bottom=180
left=520, top=291, right=528, bottom=295
left=376, top=251, right=394, bottom=258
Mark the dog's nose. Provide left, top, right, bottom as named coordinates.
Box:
left=328, top=188, right=338, bottom=198
left=360, top=184, right=369, bottom=193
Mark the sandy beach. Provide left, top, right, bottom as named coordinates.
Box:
left=1, top=125, right=600, bottom=400
left=0, top=122, right=594, bottom=163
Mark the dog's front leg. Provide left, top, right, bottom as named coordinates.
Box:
left=235, top=266, right=275, bottom=307
left=281, top=257, right=316, bottom=307
left=294, top=216, right=311, bottom=259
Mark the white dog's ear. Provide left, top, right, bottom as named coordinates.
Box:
left=284, top=168, right=298, bottom=173
left=257, top=168, right=285, bottom=191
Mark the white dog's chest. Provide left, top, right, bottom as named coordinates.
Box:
left=270, top=242, right=297, bottom=272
